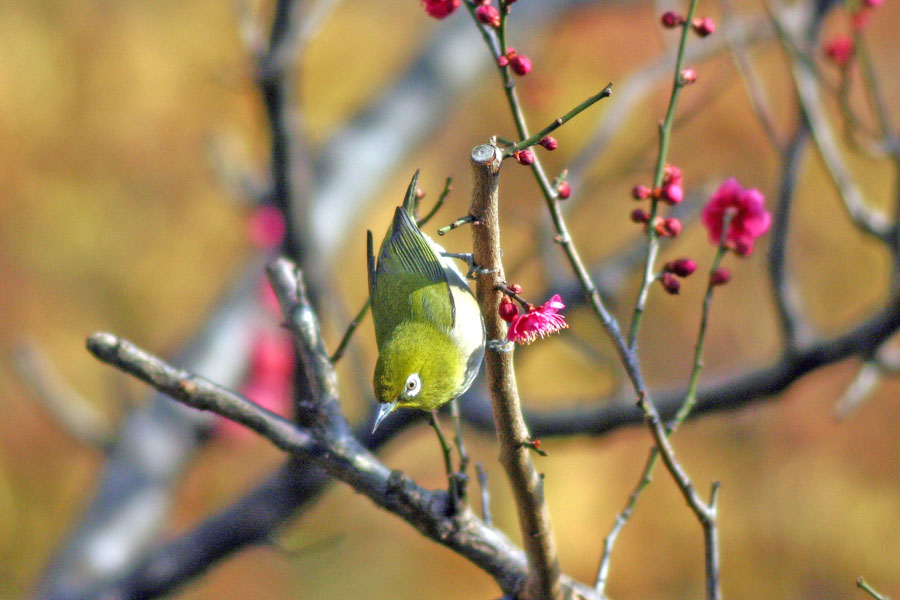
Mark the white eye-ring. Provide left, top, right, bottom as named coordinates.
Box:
left=405, top=373, right=421, bottom=397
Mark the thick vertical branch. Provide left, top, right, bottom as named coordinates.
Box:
left=469, top=143, right=563, bottom=600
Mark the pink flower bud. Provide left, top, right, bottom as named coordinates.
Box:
left=660, top=182, right=684, bottom=204
left=631, top=208, right=650, bottom=224
left=248, top=205, right=286, bottom=248
left=661, top=11, right=685, bottom=28
left=508, top=283, right=524, bottom=295
left=476, top=4, right=501, bottom=27
left=691, top=17, right=715, bottom=37
left=824, top=36, right=854, bottom=67
left=556, top=181, right=571, bottom=199
left=666, top=258, right=697, bottom=277
left=499, top=296, right=519, bottom=322
left=540, top=136, right=558, bottom=150
left=632, top=184, right=652, bottom=200
left=710, top=267, right=731, bottom=286
left=510, top=54, right=532, bottom=76
left=656, top=217, right=682, bottom=237
left=514, top=149, right=535, bottom=165
left=422, top=0, right=460, bottom=19
left=660, top=272, right=681, bottom=294
left=680, top=68, right=698, bottom=85
left=664, top=164, right=683, bottom=184
left=862, top=0, right=883, bottom=7
left=497, top=54, right=510, bottom=67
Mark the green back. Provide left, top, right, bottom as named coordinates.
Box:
left=367, top=171, right=455, bottom=347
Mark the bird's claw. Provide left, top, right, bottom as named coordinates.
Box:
left=487, top=339, right=514, bottom=353
left=441, top=252, right=498, bottom=280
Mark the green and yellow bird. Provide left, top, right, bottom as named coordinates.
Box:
left=367, top=170, right=486, bottom=432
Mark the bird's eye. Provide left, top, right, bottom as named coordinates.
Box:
left=405, top=373, right=421, bottom=396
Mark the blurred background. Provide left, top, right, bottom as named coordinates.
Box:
left=2, top=0, right=900, bottom=598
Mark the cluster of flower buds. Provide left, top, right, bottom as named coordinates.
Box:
left=630, top=164, right=684, bottom=238
left=654, top=216, right=682, bottom=237
left=658, top=258, right=698, bottom=295
left=661, top=11, right=716, bottom=37
left=659, top=164, right=684, bottom=204
left=629, top=210, right=683, bottom=239
left=498, top=47, right=532, bottom=76
left=633, top=164, right=684, bottom=205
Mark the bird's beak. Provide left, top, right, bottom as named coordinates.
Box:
left=372, top=400, right=398, bottom=433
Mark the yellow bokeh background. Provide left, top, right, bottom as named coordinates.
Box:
left=2, top=1, right=899, bottom=598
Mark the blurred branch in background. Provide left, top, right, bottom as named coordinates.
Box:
left=33, top=259, right=266, bottom=599
left=12, top=341, right=115, bottom=451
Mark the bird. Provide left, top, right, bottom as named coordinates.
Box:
left=367, top=170, right=485, bottom=433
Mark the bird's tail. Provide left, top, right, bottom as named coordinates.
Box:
left=401, top=169, right=420, bottom=217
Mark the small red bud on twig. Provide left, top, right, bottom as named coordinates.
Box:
left=476, top=4, right=501, bottom=27
left=513, top=149, right=535, bottom=165
left=632, top=184, right=651, bottom=200
left=665, top=258, right=698, bottom=277
left=710, top=267, right=731, bottom=286
left=510, top=54, right=532, bottom=76
left=660, top=272, right=681, bottom=294
left=691, top=17, right=715, bottom=37
left=631, top=208, right=650, bottom=224
left=499, top=296, right=519, bottom=322
left=539, top=136, right=558, bottom=150
left=680, top=68, right=698, bottom=85
left=661, top=11, right=685, bottom=28
left=655, top=217, right=682, bottom=237
left=556, top=181, right=571, bottom=200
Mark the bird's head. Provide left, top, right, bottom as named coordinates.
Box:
left=372, top=322, right=461, bottom=432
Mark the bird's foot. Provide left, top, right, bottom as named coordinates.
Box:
left=486, top=339, right=514, bottom=353
left=441, top=252, right=498, bottom=279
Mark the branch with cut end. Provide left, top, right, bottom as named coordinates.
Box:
left=469, top=143, right=563, bottom=600
left=84, top=330, right=539, bottom=595
left=83, top=260, right=597, bottom=600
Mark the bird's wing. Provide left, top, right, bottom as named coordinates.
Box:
left=366, top=229, right=376, bottom=299
left=371, top=172, right=456, bottom=343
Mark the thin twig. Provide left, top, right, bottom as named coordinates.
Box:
left=718, top=0, right=784, bottom=153
left=462, top=4, right=639, bottom=395
left=503, top=83, right=614, bottom=157
left=476, top=463, right=493, bottom=527
left=857, top=576, right=892, bottom=600
left=627, top=0, right=702, bottom=348
left=11, top=340, right=114, bottom=450
left=594, top=446, right=659, bottom=593
left=419, top=176, right=454, bottom=226
left=597, top=223, right=730, bottom=596
left=470, top=143, right=563, bottom=600
left=767, top=124, right=812, bottom=351
left=439, top=214, right=477, bottom=236
left=769, top=2, right=891, bottom=241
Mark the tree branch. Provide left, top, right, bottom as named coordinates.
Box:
left=470, top=144, right=563, bottom=600
left=82, top=261, right=599, bottom=600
